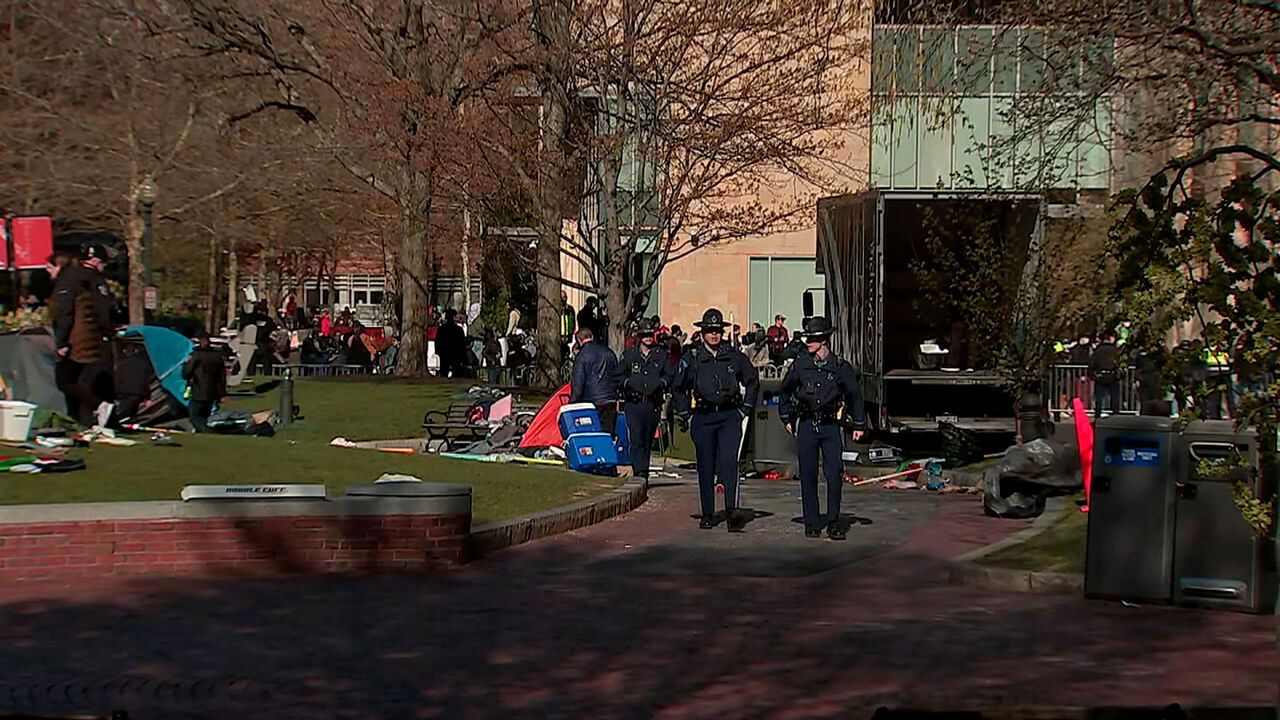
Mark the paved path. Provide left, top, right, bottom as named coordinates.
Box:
left=0, top=480, right=1275, bottom=719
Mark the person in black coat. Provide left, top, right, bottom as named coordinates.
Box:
left=183, top=332, right=227, bottom=433
left=1089, top=332, right=1120, bottom=418
left=435, top=309, right=468, bottom=378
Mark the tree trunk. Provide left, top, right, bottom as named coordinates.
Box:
left=255, top=245, right=267, bottom=313
left=534, top=0, right=573, bottom=389
left=125, top=206, right=145, bottom=326
left=600, top=132, right=627, bottom=351
left=462, top=208, right=472, bottom=314
left=206, top=233, right=220, bottom=332
left=396, top=173, right=434, bottom=377
left=227, top=243, right=239, bottom=327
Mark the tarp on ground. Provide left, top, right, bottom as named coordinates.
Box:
left=518, top=383, right=573, bottom=448
left=0, top=329, right=65, bottom=413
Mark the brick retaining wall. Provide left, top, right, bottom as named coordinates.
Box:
left=0, top=500, right=470, bottom=581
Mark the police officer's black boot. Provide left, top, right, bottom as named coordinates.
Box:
left=804, top=526, right=822, bottom=539
left=827, top=521, right=847, bottom=541
left=726, top=508, right=748, bottom=532
left=699, top=514, right=715, bottom=529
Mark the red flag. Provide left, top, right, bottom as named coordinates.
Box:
left=0, top=216, right=53, bottom=270
left=1073, top=397, right=1094, bottom=512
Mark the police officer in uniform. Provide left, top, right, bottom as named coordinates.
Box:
left=779, top=316, right=865, bottom=540
left=618, top=318, right=676, bottom=483
left=674, top=309, right=760, bottom=531
left=52, top=244, right=115, bottom=428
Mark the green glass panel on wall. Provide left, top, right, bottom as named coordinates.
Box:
left=957, top=28, right=993, bottom=95
left=921, top=28, right=955, bottom=92
left=953, top=96, right=991, bottom=187
left=1081, top=38, right=1114, bottom=93
left=749, top=258, right=771, bottom=330
left=893, top=28, right=920, bottom=94
left=1077, top=101, right=1112, bottom=189
left=871, top=112, right=894, bottom=187
left=872, top=30, right=895, bottom=93
left=1019, top=29, right=1044, bottom=92
left=993, top=28, right=1018, bottom=93
left=989, top=96, right=1015, bottom=188
left=919, top=102, right=953, bottom=189
left=767, top=258, right=825, bottom=331
left=890, top=98, right=919, bottom=188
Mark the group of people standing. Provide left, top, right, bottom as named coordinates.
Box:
left=568, top=307, right=866, bottom=540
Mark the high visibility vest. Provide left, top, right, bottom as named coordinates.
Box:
left=1203, top=348, right=1231, bottom=372
left=560, top=307, right=575, bottom=337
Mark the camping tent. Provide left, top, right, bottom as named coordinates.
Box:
left=113, top=326, right=192, bottom=426
left=0, top=329, right=65, bottom=413
left=518, top=383, right=573, bottom=448
left=0, top=325, right=193, bottom=426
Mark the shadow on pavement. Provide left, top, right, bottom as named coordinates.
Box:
left=0, top=530, right=1274, bottom=720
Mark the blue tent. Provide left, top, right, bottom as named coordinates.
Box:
left=122, top=325, right=193, bottom=408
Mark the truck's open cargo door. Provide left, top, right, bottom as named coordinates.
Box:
left=816, top=191, right=883, bottom=406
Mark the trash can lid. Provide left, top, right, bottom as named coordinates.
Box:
left=1094, top=415, right=1179, bottom=432
left=344, top=482, right=471, bottom=498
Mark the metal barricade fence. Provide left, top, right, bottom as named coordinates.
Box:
left=1045, top=364, right=1140, bottom=417
left=758, top=363, right=786, bottom=380
left=270, top=364, right=371, bottom=378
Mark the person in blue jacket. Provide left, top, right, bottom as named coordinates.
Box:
left=569, top=325, right=620, bottom=439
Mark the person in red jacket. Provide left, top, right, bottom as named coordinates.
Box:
left=765, top=314, right=789, bottom=364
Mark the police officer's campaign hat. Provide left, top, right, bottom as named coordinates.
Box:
left=694, top=308, right=728, bottom=331
left=636, top=317, right=661, bottom=335
left=802, top=315, right=835, bottom=339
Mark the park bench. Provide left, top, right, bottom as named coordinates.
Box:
left=421, top=401, right=540, bottom=453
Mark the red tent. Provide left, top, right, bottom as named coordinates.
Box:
left=518, top=383, right=573, bottom=448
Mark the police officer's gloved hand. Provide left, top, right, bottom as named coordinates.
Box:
left=738, top=405, right=751, bottom=420
left=677, top=414, right=690, bottom=433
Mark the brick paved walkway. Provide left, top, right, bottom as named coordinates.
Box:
left=0, top=481, right=1274, bottom=719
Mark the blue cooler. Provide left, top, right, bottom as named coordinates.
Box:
left=558, top=403, right=604, bottom=438
left=614, top=414, right=631, bottom=465
left=566, top=432, right=618, bottom=475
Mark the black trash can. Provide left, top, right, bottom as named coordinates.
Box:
left=752, top=378, right=792, bottom=468
left=1173, top=420, right=1278, bottom=613
left=1085, top=416, right=1184, bottom=603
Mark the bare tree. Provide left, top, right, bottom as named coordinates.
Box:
left=175, top=0, right=529, bottom=375
left=482, top=0, right=872, bottom=352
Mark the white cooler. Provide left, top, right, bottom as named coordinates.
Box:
left=0, top=401, right=37, bottom=441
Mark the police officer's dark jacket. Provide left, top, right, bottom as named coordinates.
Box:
left=570, top=340, right=620, bottom=405
left=53, top=263, right=112, bottom=364
left=618, top=345, right=675, bottom=402
left=779, top=351, right=866, bottom=428
left=674, top=342, right=760, bottom=414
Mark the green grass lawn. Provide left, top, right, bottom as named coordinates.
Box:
left=980, top=502, right=1088, bottom=574
left=1, top=379, right=620, bottom=525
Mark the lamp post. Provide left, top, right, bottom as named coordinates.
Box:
left=138, top=177, right=158, bottom=323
